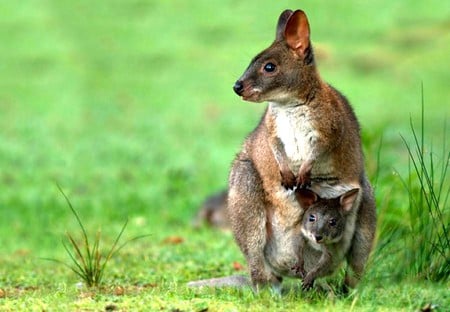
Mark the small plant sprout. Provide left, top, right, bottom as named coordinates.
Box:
left=46, top=185, right=149, bottom=287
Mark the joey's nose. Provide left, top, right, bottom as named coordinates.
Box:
left=233, top=80, right=244, bottom=95
left=315, top=235, right=323, bottom=242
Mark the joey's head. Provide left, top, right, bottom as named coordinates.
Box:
left=296, top=188, right=360, bottom=245
left=233, top=9, right=318, bottom=104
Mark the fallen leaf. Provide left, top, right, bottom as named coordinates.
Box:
left=163, top=236, right=184, bottom=245
left=0, top=288, right=5, bottom=298
left=232, top=261, right=245, bottom=271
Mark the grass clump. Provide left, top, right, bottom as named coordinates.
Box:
left=399, top=89, right=450, bottom=281
left=47, top=185, right=148, bottom=287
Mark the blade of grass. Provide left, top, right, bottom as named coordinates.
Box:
left=56, top=184, right=94, bottom=271
left=97, top=219, right=129, bottom=283
left=42, top=257, right=85, bottom=281
left=94, top=230, right=103, bottom=285
left=66, top=233, right=89, bottom=273
left=61, top=240, right=90, bottom=284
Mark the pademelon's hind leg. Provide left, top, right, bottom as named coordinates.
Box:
left=344, top=177, right=376, bottom=290
left=228, top=156, right=281, bottom=291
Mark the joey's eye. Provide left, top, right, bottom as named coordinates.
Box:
left=263, top=62, right=277, bottom=73
left=329, top=219, right=337, bottom=226
left=308, top=214, right=316, bottom=222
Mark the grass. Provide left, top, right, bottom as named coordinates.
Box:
left=0, top=0, right=449, bottom=311
left=44, top=185, right=149, bottom=288
left=399, top=90, right=449, bottom=281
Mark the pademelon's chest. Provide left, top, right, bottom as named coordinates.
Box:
left=271, top=104, right=318, bottom=170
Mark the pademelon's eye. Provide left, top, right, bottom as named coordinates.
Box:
left=263, top=62, right=276, bottom=73
left=329, top=219, right=337, bottom=226
left=308, top=214, right=316, bottom=222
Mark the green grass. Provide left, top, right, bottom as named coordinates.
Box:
left=398, top=95, right=449, bottom=281
left=44, top=185, right=149, bottom=288
left=0, top=0, right=449, bottom=310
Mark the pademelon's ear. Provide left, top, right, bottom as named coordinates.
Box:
left=340, top=188, right=360, bottom=213
left=276, top=9, right=294, bottom=41
left=284, top=10, right=311, bottom=55
left=296, top=188, right=318, bottom=210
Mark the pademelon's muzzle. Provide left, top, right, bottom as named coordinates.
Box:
left=233, top=80, right=244, bottom=96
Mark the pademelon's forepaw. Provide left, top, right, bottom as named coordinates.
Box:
left=280, top=169, right=296, bottom=190
left=297, top=160, right=313, bottom=188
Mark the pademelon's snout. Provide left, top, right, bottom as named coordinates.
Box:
left=233, top=80, right=244, bottom=96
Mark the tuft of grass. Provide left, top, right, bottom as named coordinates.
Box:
left=45, top=185, right=150, bottom=287
left=398, top=86, right=450, bottom=281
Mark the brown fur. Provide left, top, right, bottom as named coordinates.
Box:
left=228, top=9, right=376, bottom=291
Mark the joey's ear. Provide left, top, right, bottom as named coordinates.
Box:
left=340, top=188, right=360, bottom=213
left=276, top=9, right=294, bottom=41
left=296, top=188, right=318, bottom=209
left=284, top=10, right=311, bottom=55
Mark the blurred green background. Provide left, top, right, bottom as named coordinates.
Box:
left=0, top=0, right=449, bottom=264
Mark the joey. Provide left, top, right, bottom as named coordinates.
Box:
left=295, top=188, right=360, bottom=290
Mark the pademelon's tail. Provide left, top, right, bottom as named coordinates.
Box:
left=187, top=275, right=250, bottom=288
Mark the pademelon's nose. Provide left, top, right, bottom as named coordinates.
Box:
left=233, top=80, right=244, bottom=95
left=315, top=235, right=323, bottom=242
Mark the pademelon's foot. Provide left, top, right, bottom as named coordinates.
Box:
left=302, top=273, right=315, bottom=291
